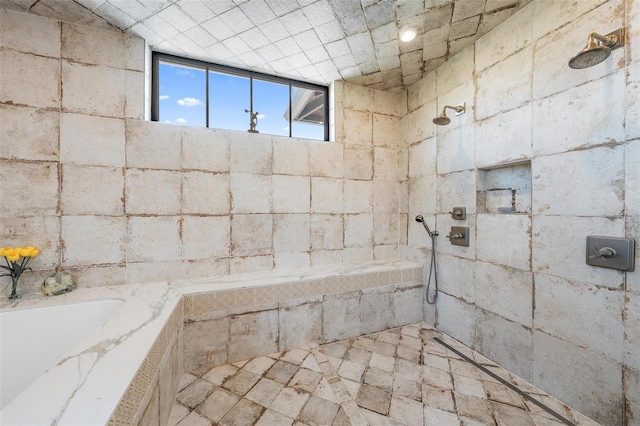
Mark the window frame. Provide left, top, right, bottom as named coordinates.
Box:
left=151, top=51, right=329, bottom=141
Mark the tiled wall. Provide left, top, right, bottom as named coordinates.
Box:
left=401, top=0, right=639, bottom=424
left=0, top=8, right=403, bottom=295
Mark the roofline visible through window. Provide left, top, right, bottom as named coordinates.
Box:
left=151, top=51, right=329, bottom=141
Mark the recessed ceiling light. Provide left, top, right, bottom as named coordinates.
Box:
left=400, top=28, right=417, bottom=42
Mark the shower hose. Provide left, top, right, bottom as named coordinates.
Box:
left=426, top=234, right=438, bottom=304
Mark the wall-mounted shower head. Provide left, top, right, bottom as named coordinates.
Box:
left=415, top=215, right=424, bottom=223
left=433, top=103, right=465, bottom=126
left=433, top=112, right=451, bottom=126
left=569, top=28, right=625, bottom=69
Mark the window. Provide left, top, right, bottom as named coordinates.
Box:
left=152, top=52, right=329, bottom=141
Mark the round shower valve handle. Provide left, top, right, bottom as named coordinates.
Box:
left=447, top=233, right=463, bottom=240
left=449, top=210, right=463, bottom=216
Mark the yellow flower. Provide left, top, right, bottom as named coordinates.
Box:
left=19, top=247, right=33, bottom=257
left=30, top=248, right=39, bottom=258
left=0, top=247, right=13, bottom=257
left=7, top=252, right=19, bottom=262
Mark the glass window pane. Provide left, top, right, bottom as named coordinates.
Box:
left=158, top=61, right=206, bottom=127
left=291, top=87, right=325, bottom=140
left=253, top=79, right=290, bottom=137
left=209, top=71, right=250, bottom=132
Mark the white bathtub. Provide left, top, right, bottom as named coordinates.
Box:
left=0, top=298, right=124, bottom=409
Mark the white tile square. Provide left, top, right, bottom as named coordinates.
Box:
left=183, top=171, right=230, bottom=215
left=273, top=214, right=310, bottom=253
left=0, top=50, right=59, bottom=109
left=60, top=113, right=125, bottom=167
left=182, top=216, right=230, bottom=260
left=62, top=216, right=125, bottom=266
left=311, top=177, right=342, bottom=213
left=0, top=8, right=60, bottom=57
left=62, top=60, right=125, bottom=117
left=126, top=120, right=181, bottom=170
left=272, top=175, right=310, bottom=213
left=125, top=169, right=181, bottom=215
left=0, top=105, right=59, bottom=161
left=230, top=173, right=272, bottom=213
left=61, top=23, right=125, bottom=67
left=0, top=161, right=58, bottom=216
left=231, top=214, right=273, bottom=256
left=229, top=132, right=272, bottom=174
left=127, top=216, right=181, bottom=263
left=61, top=165, right=124, bottom=216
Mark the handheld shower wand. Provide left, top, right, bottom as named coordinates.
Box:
left=415, top=215, right=439, bottom=304
left=415, top=215, right=438, bottom=237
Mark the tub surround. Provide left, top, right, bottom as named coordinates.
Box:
left=0, top=260, right=422, bottom=425
left=1, top=298, right=124, bottom=409
left=0, top=282, right=182, bottom=425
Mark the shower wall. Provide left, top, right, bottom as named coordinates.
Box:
left=0, top=8, right=403, bottom=294
left=401, top=0, right=639, bottom=424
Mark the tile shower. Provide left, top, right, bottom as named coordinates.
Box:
left=0, top=0, right=639, bottom=425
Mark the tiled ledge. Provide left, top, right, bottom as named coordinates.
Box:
left=0, top=260, right=423, bottom=426
left=179, top=260, right=422, bottom=321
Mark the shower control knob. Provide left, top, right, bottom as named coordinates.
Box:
left=447, top=233, right=463, bottom=240
left=589, top=246, right=616, bottom=262
left=448, top=207, right=466, bottom=220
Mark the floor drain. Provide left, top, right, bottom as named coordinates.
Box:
left=433, top=337, right=575, bottom=426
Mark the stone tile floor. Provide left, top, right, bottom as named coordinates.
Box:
left=169, top=322, right=599, bottom=426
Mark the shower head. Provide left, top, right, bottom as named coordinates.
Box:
left=415, top=215, right=424, bottom=223
left=433, top=103, right=465, bottom=126
left=569, top=28, right=625, bottom=69
left=432, top=112, right=450, bottom=126
left=569, top=39, right=610, bottom=69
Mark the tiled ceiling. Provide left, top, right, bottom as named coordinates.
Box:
left=2, top=0, right=531, bottom=91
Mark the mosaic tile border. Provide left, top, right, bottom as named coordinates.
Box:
left=183, top=267, right=421, bottom=319
left=108, top=301, right=183, bottom=425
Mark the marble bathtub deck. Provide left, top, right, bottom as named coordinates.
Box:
left=169, top=323, right=599, bottom=426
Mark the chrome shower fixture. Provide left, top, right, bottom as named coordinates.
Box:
left=433, top=103, right=465, bottom=126
left=568, top=28, right=625, bottom=69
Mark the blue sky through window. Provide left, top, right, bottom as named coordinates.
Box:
left=253, top=79, right=289, bottom=137
left=209, top=71, right=249, bottom=132
left=158, top=61, right=325, bottom=140
left=158, top=63, right=206, bottom=126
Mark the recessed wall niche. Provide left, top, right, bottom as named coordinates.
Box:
left=477, top=161, right=531, bottom=214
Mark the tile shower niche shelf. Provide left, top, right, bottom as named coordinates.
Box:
left=477, top=161, right=532, bottom=214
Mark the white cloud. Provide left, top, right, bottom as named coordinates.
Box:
left=164, top=120, right=172, bottom=124
left=175, top=118, right=187, bottom=124
left=176, top=69, right=192, bottom=76
left=159, top=95, right=169, bottom=100
left=177, top=97, right=203, bottom=107
left=257, top=113, right=265, bottom=120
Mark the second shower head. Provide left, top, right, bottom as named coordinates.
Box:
left=569, top=28, right=625, bottom=69
left=433, top=103, right=465, bottom=126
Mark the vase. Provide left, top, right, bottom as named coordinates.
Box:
left=8, top=275, right=22, bottom=300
